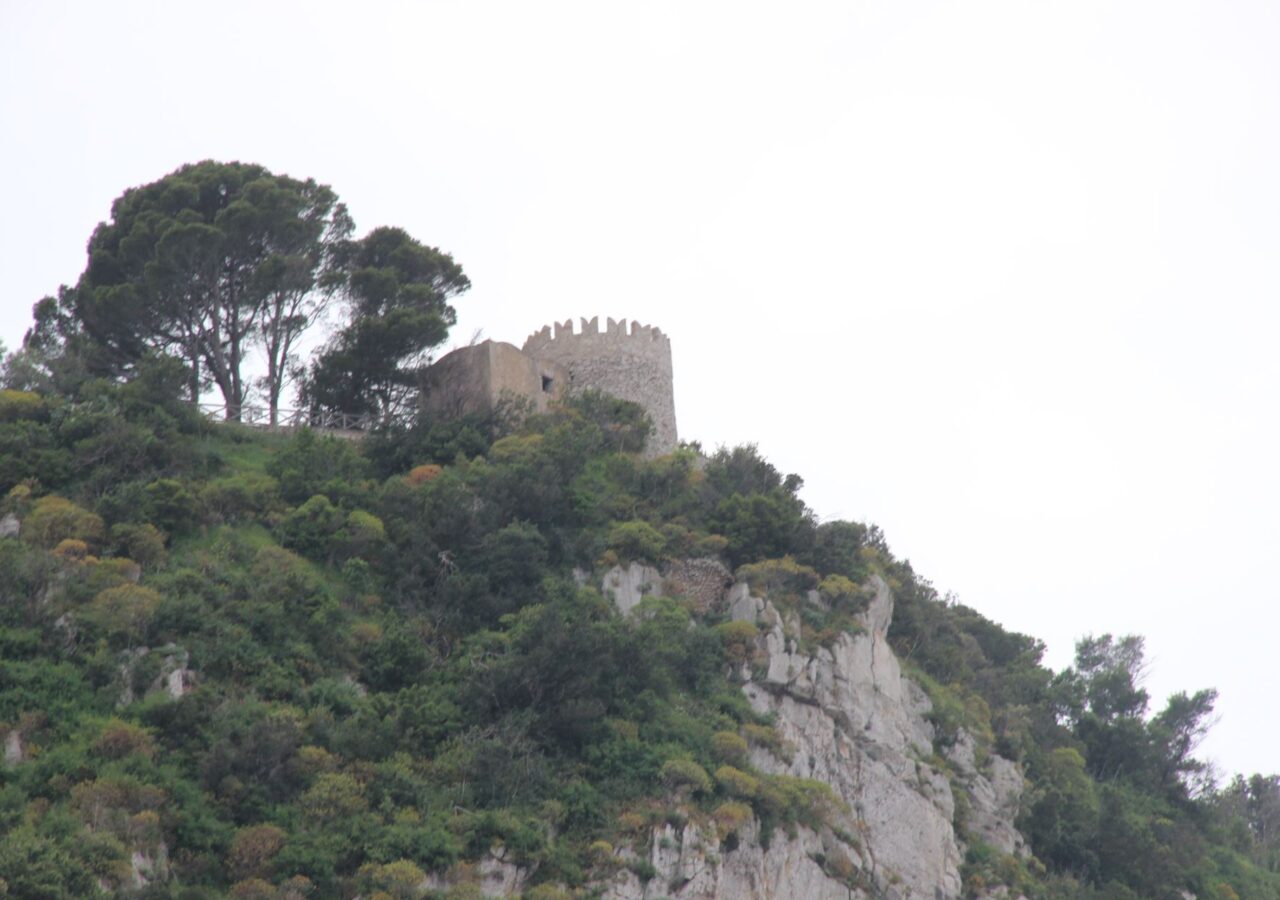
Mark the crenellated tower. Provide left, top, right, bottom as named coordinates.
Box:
left=423, top=317, right=678, bottom=456
left=522, top=317, right=677, bottom=455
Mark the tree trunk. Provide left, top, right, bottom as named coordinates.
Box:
left=188, top=345, right=200, bottom=404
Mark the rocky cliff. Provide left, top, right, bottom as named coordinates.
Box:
left=597, top=563, right=1029, bottom=900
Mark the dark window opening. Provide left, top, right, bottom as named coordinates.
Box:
left=541, top=375, right=554, bottom=393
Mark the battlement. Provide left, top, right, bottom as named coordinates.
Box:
left=520, top=316, right=676, bottom=455
left=426, top=316, right=678, bottom=456
left=523, top=317, right=670, bottom=354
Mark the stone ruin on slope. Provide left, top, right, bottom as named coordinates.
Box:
left=421, top=317, right=678, bottom=456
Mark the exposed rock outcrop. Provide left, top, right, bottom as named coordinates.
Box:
left=3, top=728, right=24, bottom=766
left=424, top=849, right=530, bottom=896
left=602, top=563, right=664, bottom=616
left=726, top=575, right=962, bottom=898
left=597, top=568, right=1029, bottom=900
left=129, top=845, right=170, bottom=890
left=947, top=729, right=1028, bottom=858
left=118, top=645, right=195, bottom=706
left=603, top=820, right=852, bottom=900
left=602, top=558, right=733, bottom=617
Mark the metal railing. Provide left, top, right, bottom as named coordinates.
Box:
left=196, top=403, right=379, bottom=433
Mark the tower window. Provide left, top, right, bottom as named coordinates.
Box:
left=541, top=375, right=554, bottom=393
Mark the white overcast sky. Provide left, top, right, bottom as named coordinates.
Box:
left=3, top=1, right=1278, bottom=778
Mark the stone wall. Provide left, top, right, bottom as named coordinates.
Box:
left=661, top=557, right=733, bottom=614
left=422, top=318, right=678, bottom=456
left=485, top=341, right=568, bottom=413
left=523, top=317, right=678, bottom=456
left=422, top=340, right=568, bottom=419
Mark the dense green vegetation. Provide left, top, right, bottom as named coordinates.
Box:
left=4, top=163, right=1280, bottom=898
left=0, top=372, right=1278, bottom=898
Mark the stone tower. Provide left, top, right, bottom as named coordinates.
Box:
left=522, top=317, right=678, bottom=455
left=422, top=317, right=678, bottom=456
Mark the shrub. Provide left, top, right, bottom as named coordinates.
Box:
left=350, top=621, right=383, bottom=646
left=250, top=545, right=331, bottom=621
left=0, top=422, right=70, bottom=494
left=818, top=574, right=861, bottom=606
left=406, top=464, right=443, bottom=486
left=341, top=509, right=387, bottom=558
left=229, top=879, right=277, bottom=900
left=737, top=556, right=820, bottom=599
left=92, top=719, right=156, bottom=760
left=357, top=859, right=428, bottom=899
left=227, top=824, right=287, bottom=881
left=476, top=520, right=548, bottom=602
left=51, top=538, right=90, bottom=561
left=653, top=523, right=729, bottom=560
left=0, top=539, right=56, bottom=627
left=22, top=495, right=105, bottom=550
left=628, top=859, right=659, bottom=883
left=525, top=885, right=575, bottom=900
left=200, top=472, right=282, bottom=524
left=824, top=846, right=858, bottom=883
left=94, top=557, right=141, bottom=584
left=606, top=519, right=667, bottom=562
left=712, top=731, right=749, bottom=766
left=741, top=723, right=792, bottom=761
left=806, top=520, right=876, bottom=582
left=908, top=668, right=971, bottom=745
left=277, top=495, right=344, bottom=561
left=715, top=765, right=760, bottom=798
left=754, top=775, right=841, bottom=831
left=588, top=840, right=616, bottom=866
left=267, top=428, right=370, bottom=504
left=3, top=483, right=32, bottom=514
left=110, top=523, right=167, bottom=569
left=616, top=811, right=646, bottom=834
left=0, top=390, right=45, bottom=422
left=142, top=478, right=197, bottom=534
left=564, top=390, right=652, bottom=454
left=69, top=777, right=167, bottom=834
left=715, top=620, right=759, bottom=664
left=300, top=772, right=367, bottom=821
left=713, top=801, right=754, bottom=838
left=712, top=491, right=813, bottom=567
left=364, top=412, right=498, bottom=478
left=660, top=758, right=712, bottom=796
left=291, top=745, right=338, bottom=780
left=85, top=584, right=162, bottom=646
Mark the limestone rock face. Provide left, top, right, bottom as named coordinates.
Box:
left=424, top=850, right=529, bottom=896
left=0, top=512, right=19, bottom=538
left=3, top=729, right=24, bottom=766
left=735, top=575, right=963, bottom=898
left=129, top=845, right=170, bottom=890
left=118, top=645, right=195, bottom=705
left=602, top=821, right=850, bottom=900
left=475, top=853, right=529, bottom=896
left=602, top=563, right=665, bottom=616
left=598, top=573, right=1028, bottom=900
left=602, top=559, right=733, bottom=617
left=947, top=729, right=1028, bottom=858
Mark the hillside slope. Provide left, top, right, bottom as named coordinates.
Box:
left=0, top=383, right=1277, bottom=899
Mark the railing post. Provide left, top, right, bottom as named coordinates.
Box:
left=186, top=400, right=385, bottom=437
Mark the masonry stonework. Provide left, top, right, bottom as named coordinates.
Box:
left=422, top=340, right=568, bottom=418
left=422, top=317, right=677, bottom=456
left=522, top=317, right=677, bottom=455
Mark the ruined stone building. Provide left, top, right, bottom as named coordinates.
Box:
left=421, top=317, right=678, bottom=455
